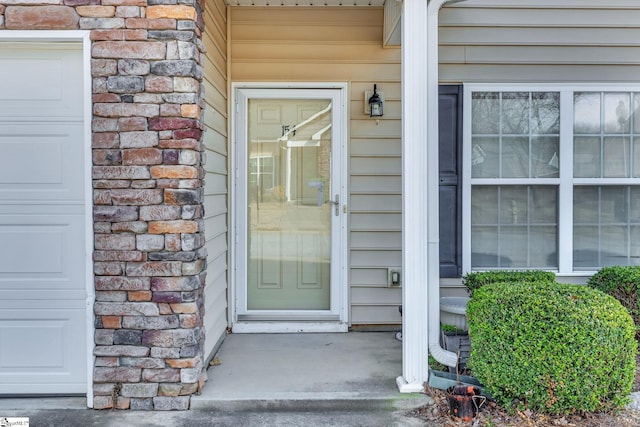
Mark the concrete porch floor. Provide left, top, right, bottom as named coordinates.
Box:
left=191, top=332, right=432, bottom=412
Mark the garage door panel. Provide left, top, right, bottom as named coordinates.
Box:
left=1, top=59, right=63, bottom=102
left=0, top=44, right=83, bottom=121
left=2, top=141, right=63, bottom=185
left=1, top=320, right=65, bottom=369
left=0, top=216, right=85, bottom=287
left=1, top=228, right=64, bottom=274
left=0, top=309, right=87, bottom=394
left=0, top=123, right=85, bottom=202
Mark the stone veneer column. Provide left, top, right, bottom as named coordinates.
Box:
left=0, top=0, right=208, bottom=411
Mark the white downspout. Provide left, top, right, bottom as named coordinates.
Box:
left=426, top=0, right=463, bottom=368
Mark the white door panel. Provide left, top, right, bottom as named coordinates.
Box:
left=0, top=307, right=86, bottom=394
left=0, top=123, right=85, bottom=202
left=0, top=43, right=84, bottom=121
left=0, top=215, right=85, bottom=289
left=0, top=42, right=87, bottom=395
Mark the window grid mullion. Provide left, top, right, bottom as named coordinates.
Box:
left=526, top=93, right=532, bottom=267
left=633, top=93, right=637, bottom=178
left=528, top=93, right=533, bottom=179
left=497, top=186, right=502, bottom=268
left=558, top=90, right=574, bottom=274
left=624, top=187, right=631, bottom=265
left=602, top=92, right=607, bottom=179
left=598, top=187, right=603, bottom=267
left=499, top=93, right=504, bottom=178
left=526, top=186, right=531, bottom=267
left=498, top=93, right=503, bottom=268
left=627, top=186, right=632, bottom=266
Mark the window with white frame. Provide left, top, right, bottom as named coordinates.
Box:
left=463, top=86, right=640, bottom=274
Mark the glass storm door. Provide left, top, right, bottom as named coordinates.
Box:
left=235, top=87, right=346, bottom=323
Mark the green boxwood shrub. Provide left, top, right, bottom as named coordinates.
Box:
left=467, top=281, right=636, bottom=414
left=587, top=266, right=640, bottom=339
left=462, top=270, right=556, bottom=295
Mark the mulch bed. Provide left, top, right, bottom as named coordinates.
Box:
left=408, top=354, right=640, bottom=427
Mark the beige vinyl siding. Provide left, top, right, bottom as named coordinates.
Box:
left=203, top=0, right=228, bottom=359
left=348, top=75, right=401, bottom=323
left=440, top=0, right=640, bottom=83
left=230, top=7, right=402, bottom=325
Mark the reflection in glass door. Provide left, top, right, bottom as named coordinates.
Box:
left=246, top=98, right=334, bottom=311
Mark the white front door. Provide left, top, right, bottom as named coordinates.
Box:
left=0, top=41, right=88, bottom=394
left=233, top=86, right=348, bottom=332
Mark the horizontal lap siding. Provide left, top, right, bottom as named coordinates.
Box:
left=203, top=0, right=228, bottom=359
left=231, top=7, right=402, bottom=325
left=351, top=74, right=402, bottom=324
left=441, top=1, right=640, bottom=84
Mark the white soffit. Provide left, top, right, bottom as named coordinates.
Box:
left=227, top=0, right=385, bottom=6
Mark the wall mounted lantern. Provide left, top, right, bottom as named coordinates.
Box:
left=368, top=84, right=384, bottom=117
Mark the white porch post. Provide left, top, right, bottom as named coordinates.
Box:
left=397, top=0, right=431, bottom=393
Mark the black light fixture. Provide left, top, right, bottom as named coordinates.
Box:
left=368, top=84, right=383, bottom=117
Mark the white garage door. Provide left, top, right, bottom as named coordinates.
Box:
left=0, top=42, right=87, bottom=394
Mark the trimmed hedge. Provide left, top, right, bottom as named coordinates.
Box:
left=587, top=266, right=640, bottom=339
left=467, top=281, right=636, bottom=414
left=462, top=270, right=556, bottom=296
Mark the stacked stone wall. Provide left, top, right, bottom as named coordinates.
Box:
left=0, top=0, right=208, bottom=411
